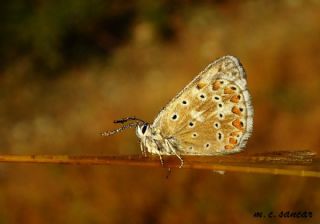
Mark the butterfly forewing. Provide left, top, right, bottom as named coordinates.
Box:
left=152, top=56, right=253, bottom=155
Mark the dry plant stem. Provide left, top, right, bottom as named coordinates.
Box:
left=0, top=151, right=318, bottom=178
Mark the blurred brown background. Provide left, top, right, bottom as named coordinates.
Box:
left=0, top=1, right=319, bottom=223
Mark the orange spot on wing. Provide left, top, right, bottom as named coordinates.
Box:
left=229, top=137, right=237, bottom=144
left=232, top=119, right=244, bottom=130
left=231, top=106, right=241, bottom=115
left=230, top=131, right=242, bottom=137
left=196, top=82, right=206, bottom=90
left=230, top=95, right=241, bottom=103
left=212, top=81, right=220, bottom=90
left=224, top=144, right=235, bottom=150
left=224, top=87, right=235, bottom=94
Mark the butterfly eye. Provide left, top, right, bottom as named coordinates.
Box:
left=141, top=124, right=148, bottom=134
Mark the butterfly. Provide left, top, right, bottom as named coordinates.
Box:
left=102, top=56, right=253, bottom=167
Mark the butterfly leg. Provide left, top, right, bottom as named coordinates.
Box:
left=156, top=151, right=164, bottom=166
left=140, top=140, right=147, bottom=157
left=173, top=151, right=183, bottom=168
left=165, top=140, right=183, bottom=168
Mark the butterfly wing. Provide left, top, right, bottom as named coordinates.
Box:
left=152, top=56, right=253, bottom=155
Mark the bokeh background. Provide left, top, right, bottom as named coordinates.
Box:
left=0, top=1, right=319, bottom=223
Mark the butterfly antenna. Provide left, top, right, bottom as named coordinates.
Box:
left=101, top=122, right=139, bottom=137
left=113, top=116, right=145, bottom=124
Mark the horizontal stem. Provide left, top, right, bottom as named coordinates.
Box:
left=0, top=150, right=318, bottom=177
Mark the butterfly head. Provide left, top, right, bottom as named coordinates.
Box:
left=136, top=123, right=151, bottom=139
